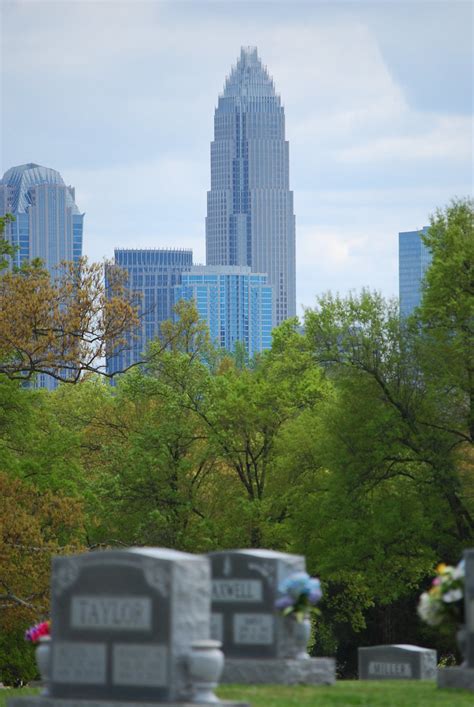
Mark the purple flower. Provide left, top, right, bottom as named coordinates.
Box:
left=275, top=595, right=293, bottom=610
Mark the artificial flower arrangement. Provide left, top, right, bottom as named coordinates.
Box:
left=25, top=620, right=51, bottom=644
left=274, top=571, right=323, bottom=622
left=417, top=561, right=464, bottom=630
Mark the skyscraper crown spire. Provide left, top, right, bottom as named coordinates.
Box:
left=222, top=46, right=276, bottom=99
left=206, top=47, right=296, bottom=326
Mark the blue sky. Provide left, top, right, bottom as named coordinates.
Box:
left=2, top=0, right=472, bottom=314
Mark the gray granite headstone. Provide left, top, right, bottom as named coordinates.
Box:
left=209, top=549, right=305, bottom=659
left=49, top=548, right=210, bottom=703
left=437, top=548, right=474, bottom=691
left=466, top=549, right=474, bottom=667
left=358, top=644, right=437, bottom=680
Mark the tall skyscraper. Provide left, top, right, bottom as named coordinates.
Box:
left=107, top=248, right=193, bottom=375
left=174, top=265, right=273, bottom=357
left=0, top=163, right=83, bottom=270
left=0, top=163, right=84, bottom=389
left=206, top=46, right=296, bottom=326
left=399, top=227, right=432, bottom=317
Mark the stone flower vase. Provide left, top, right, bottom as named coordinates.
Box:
left=292, top=615, right=312, bottom=660
left=188, top=639, right=224, bottom=704
left=35, top=636, right=51, bottom=695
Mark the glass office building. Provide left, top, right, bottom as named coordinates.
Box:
left=399, top=227, right=432, bottom=317
left=206, top=46, right=296, bottom=326
left=0, top=163, right=83, bottom=270
left=174, top=265, right=273, bottom=357
left=107, top=248, right=193, bottom=375
left=0, top=163, right=84, bottom=389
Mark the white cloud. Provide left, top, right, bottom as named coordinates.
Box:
left=2, top=1, right=472, bottom=308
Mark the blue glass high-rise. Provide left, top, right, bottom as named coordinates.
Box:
left=174, top=265, right=273, bottom=358
left=206, top=47, right=296, bottom=326
left=106, top=248, right=193, bottom=375
left=399, top=227, right=432, bottom=317
left=0, top=163, right=84, bottom=388
left=0, top=163, right=83, bottom=270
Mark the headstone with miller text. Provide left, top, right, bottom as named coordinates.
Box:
left=358, top=645, right=436, bottom=681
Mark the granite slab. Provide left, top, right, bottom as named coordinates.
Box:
left=209, top=549, right=306, bottom=660
left=358, top=644, right=436, bottom=680
left=437, top=666, right=474, bottom=691
left=220, top=657, right=336, bottom=685
left=49, top=548, right=211, bottom=703
left=7, top=698, right=249, bottom=707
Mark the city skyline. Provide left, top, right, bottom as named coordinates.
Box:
left=2, top=1, right=472, bottom=315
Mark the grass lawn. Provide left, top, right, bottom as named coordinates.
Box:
left=1, top=683, right=472, bottom=707
left=218, top=681, right=473, bottom=706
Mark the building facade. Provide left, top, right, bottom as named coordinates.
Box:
left=0, top=163, right=84, bottom=389
left=107, top=248, right=193, bottom=375
left=0, top=163, right=83, bottom=270
left=206, top=46, right=296, bottom=326
left=399, top=227, right=432, bottom=317
left=174, top=265, right=273, bottom=358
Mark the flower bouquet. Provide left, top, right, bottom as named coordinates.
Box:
left=25, top=620, right=51, bottom=643
left=25, top=620, right=51, bottom=693
left=417, top=561, right=464, bottom=630
left=275, top=571, right=322, bottom=622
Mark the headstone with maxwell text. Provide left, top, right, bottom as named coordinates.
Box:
left=209, top=549, right=335, bottom=685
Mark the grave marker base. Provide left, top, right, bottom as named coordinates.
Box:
left=437, top=666, right=474, bottom=692
left=8, top=698, right=248, bottom=707
left=220, top=657, right=336, bottom=685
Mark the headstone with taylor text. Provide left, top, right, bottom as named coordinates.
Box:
left=7, top=547, right=249, bottom=707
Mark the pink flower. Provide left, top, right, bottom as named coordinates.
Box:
left=25, top=620, right=51, bottom=643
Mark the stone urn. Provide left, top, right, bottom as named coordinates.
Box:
left=188, top=639, right=224, bottom=704
left=291, top=615, right=312, bottom=660
left=35, top=636, right=51, bottom=695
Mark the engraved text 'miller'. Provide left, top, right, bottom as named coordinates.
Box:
left=212, top=579, right=262, bottom=603
left=368, top=661, right=413, bottom=677
left=71, top=596, right=152, bottom=631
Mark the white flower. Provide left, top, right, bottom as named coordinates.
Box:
left=417, top=592, right=443, bottom=627
left=443, top=588, right=463, bottom=603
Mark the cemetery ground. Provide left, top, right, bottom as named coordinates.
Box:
left=1, top=684, right=473, bottom=707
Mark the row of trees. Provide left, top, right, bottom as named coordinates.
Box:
left=0, top=199, right=472, bottom=681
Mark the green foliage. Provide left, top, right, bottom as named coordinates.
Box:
left=0, top=627, right=36, bottom=686
left=0, top=199, right=471, bottom=681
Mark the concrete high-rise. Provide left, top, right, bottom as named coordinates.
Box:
left=0, top=163, right=83, bottom=270
left=174, top=265, right=273, bottom=358
left=206, top=46, right=296, bottom=326
left=106, top=248, right=193, bottom=375
left=399, top=227, right=432, bottom=317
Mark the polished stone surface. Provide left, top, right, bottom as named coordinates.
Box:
left=50, top=548, right=210, bottom=703
left=220, top=657, right=336, bottom=685
left=7, top=699, right=249, bottom=707
left=358, top=644, right=436, bottom=680
left=437, top=666, right=474, bottom=691
left=209, top=549, right=305, bottom=660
